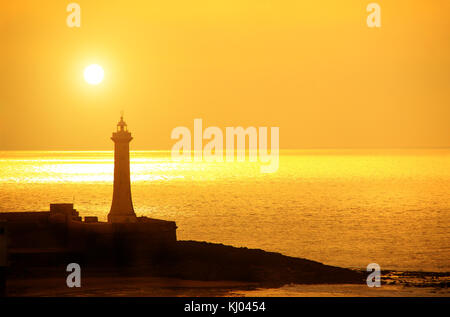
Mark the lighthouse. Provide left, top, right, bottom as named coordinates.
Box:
left=108, top=116, right=137, bottom=223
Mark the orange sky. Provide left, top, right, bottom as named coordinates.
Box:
left=0, top=0, right=449, bottom=150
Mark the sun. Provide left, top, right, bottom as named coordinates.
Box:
left=84, top=64, right=104, bottom=85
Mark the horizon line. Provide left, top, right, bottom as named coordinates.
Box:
left=1, top=146, right=450, bottom=152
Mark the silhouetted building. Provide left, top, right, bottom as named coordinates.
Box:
left=0, top=203, right=176, bottom=267
left=109, top=116, right=137, bottom=223
left=0, top=117, right=177, bottom=269
left=0, top=221, right=6, bottom=266
left=0, top=220, right=5, bottom=296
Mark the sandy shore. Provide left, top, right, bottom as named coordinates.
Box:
left=233, top=283, right=449, bottom=297
left=6, top=271, right=449, bottom=297
left=6, top=276, right=259, bottom=297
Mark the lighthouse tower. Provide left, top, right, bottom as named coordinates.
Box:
left=108, top=116, right=137, bottom=223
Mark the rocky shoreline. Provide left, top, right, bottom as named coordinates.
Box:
left=4, top=240, right=365, bottom=294
left=5, top=241, right=450, bottom=296
left=156, top=241, right=365, bottom=286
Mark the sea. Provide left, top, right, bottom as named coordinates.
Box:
left=0, top=149, right=449, bottom=277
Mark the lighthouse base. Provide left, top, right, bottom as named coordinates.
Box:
left=108, top=214, right=137, bottom=223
